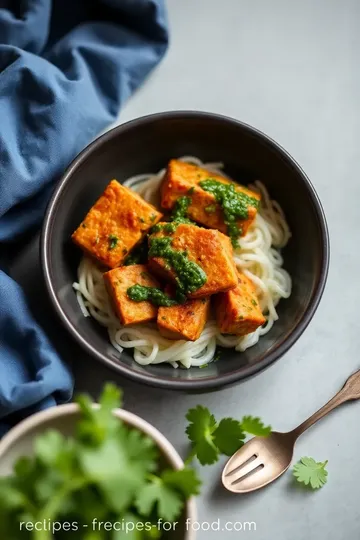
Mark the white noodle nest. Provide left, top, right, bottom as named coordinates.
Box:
left=73, top=156, right=291, bottom=368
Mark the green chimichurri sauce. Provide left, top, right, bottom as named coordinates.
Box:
left=151, top=222, right=177, bottom=234
left=127, top=284, right=177, bottom=307
left=151, top=196, right=195, bottom=235
left=199, top=179, right=259, bottom=248
left=148, top=236, right=207, bottom=295
left=169, top=196, right=195, bottom=225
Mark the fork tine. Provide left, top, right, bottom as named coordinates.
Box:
left=223, top=441, right=260, bottom=477
left=228, top=456, right=263, bottom=485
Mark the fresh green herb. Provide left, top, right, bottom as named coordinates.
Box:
left=213, top=349, right=222, bottom=362
left=169, top=196, right=194, bottom=225
left=185, top=406, right=271, bottom=465
left=108, top=234, right=119, bottom=250
left=0, top=385, right=201, bottom=538
left=251, top=299, right=257, bottom=306
left=149, top=236, right=207, bottom=296
left=204, top=204, right=217, bottom=214
left=135, top=468, right=201, bottom=522
left=293, top=457, right=328, bottom=489
left=187, top=187, right=195, bottom=195
left=199, top=179, right=259, bottom=248
left=240, top=416, right=272, bottom=437
left=152, top=222, right=177, bottom=234
left=124, top=238, right=149, bottom=266
left=127, top=284, right=178, bottom=307
left=199, top=363, right=209, bottom=369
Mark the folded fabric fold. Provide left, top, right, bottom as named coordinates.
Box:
left=0, top=0, right=168, bottom=432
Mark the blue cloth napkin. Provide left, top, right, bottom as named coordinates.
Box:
left=0, top=0, right=168, bottom=434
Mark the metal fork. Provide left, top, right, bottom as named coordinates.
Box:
left=222, top=369, right=360, bottom=493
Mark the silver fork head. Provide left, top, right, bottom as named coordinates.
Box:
left=221, top=432, right=294, bottom=493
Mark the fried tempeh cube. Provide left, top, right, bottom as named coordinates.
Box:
left=157, top=287, right=210, bottom=341
left=214, top=271, right=265, bottom=335
left=72, top=180, right=162, bottom=268
left=161, top=160, right=260, bottom=237
left=103, top=264, right=159, bottom=326
left=148, top=223, right=238, bottom=298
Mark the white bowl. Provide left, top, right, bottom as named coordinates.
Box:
left=0, top=404, right=197, bottom=540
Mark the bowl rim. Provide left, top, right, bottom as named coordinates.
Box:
left=41, top=110, right=330, bottom=390
left=0, top=403, right=197, bottom=538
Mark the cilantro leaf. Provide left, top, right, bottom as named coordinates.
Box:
left=76, top=383, right=122, bottom=445
left=79, top=436, right=146, bottom=513
left=161, top=467, right=202, bottom=498
left=117, top=424, right=158, bottom=473
left=185, top=406, right=219, bottom=465
left=241, top=416, right=271, bottom=437
left=135, top=476, right=183, bottom=522
left=213, top=418, right=245, bottom=455
left=293, top=457, right=328, bottom=489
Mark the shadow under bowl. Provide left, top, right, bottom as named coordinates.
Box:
left=41, top=111, right=329, bottom=391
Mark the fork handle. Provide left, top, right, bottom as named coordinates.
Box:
left=290, top=369, right=360, bottom=439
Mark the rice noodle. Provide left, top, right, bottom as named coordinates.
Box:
left=73, top=157, right=292, bottom=368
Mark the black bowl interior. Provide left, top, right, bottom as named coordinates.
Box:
left=41, top=112, right=329, bottom=390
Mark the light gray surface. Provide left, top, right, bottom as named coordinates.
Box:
left=11, top=1, right=360, bottom=538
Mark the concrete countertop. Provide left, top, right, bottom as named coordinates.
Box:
left=11, top=1, right=360, bottom=538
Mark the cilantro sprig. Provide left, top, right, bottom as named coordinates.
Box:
left=0, top=385, right=201, bottom=539
left=293, top=457, right=328, bottom=489
left=185, top=406, right=271, bottom=465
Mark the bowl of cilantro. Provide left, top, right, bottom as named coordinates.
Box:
left=0, top=385, right=198, bottom=539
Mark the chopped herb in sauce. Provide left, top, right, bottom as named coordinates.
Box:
left=213, top=349, right=222, bottom=362
left=199, top=179, right=259, bottom=248
left=251, top=299, right=257, bottom=306
left=151, top=222, right=177, bottom=234
left=187, top=187, right=195, bottom=195
left=151, top=196, right=195, bottom=235
left=150, top=213, right=157, bottom=222
left=148, top=236, right=207, bottom=296
left=204, top=204, right=217, bottom=214
left=108, top=235, right=118, bottom=250
left=170, top=196, right=193, bottom=224
left=127, top=284, right=177, bottom=307
left=124, top=237, right=148, bottom=265
left=122, top=248, right=128, bottom=255
left=81, top=223, right=87, bottom=228
left=138, top=217, right=145, bottom=224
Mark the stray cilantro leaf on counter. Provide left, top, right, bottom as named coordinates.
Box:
left=186, top=406, right=219, bottom=465
left=240, top=416, right=272, bottom=437
left=293, top=457, right=328, bottom=489
left=213, top=418, right=246, bottom=456
left=186, top=406, right=254, bottom=465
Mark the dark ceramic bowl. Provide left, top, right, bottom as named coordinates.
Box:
left=41, top=111, right=329, bottom=390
